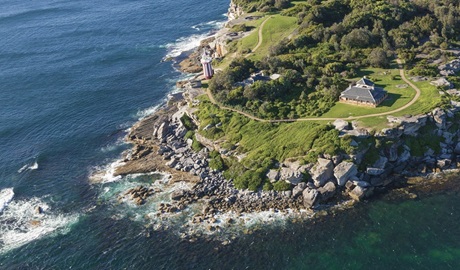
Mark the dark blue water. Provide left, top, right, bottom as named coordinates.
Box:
left=1, top=0, right=460, bottom=269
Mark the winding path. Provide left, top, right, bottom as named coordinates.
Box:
left=207, top=60, right=421, bottom=123
left=251, top=16, right=272, bottom=53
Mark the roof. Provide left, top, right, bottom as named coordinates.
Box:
left=340, top=85, right=387, bottom=104
left=356, top=77, right=374, bottom=87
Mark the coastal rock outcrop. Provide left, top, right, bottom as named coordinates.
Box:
left=310, top=158, right=334, bottom=187
left=333, top=161, right=357, bottom=186
left=302, top=188, right=319, bottom=208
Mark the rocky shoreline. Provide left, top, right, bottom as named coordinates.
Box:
left=113, top=81, right=460, bottom=221
left=106, top=0, right=460, bottom=238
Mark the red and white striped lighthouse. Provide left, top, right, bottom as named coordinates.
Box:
left=201, top=50, right=214, bottom=79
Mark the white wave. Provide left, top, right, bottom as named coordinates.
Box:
left=30, top=161, right=38, bottom=170
left=18, top=161, right=39, bottom=173
left=164, top=32, right=211, bottom=58
left=100, top=136, right=127, bottom=153
left=136, top=104, right=162, bottom=120
left=89, top=159, right=125, bottom=184
left=191, top=20, right=226, bottom=32
left=0, top=197, right=80, bottom=254
left=0, top=188, right=14, bottom=213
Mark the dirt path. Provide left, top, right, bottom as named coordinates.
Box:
left=206, top=59, right=421, bottom=123
left=251, top=16, right=271, bottom=53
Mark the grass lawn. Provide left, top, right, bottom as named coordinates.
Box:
left=321, top=67, right=416, bottom=118
left=391, top=79, right=442, bottom=116
left=247, top=14, right=297, bottom=60
left=195, top=95, right=348, bottom=164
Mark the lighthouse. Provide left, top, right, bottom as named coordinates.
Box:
left=201, top=50, right=214, bottom=79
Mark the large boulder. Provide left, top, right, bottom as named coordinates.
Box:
left=266, top=169, right=280, bottom=183
left=317, top=181, right=336, bottom=202
left=156, top=120, right=170, bottom=143
left=292, top=182, right=307, bottom=198
left=432, top=108, right=447, bottom=130
left=333, top=161, right=357, bottom=186
left=333, top=119, right=349, bottom=131
left=310, top=158, right=334, bottom=187
left=302, top=188, right=319, bottom=208
left=454, top=142, right=460, bottom=155
left=348, top=185, right=374, bottom=201
left=387, top=115, right=428, bottom=136
left=279, top=167, right=304, bottom=185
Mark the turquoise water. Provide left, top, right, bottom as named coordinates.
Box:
left=1, top=0, right=460, bottom=268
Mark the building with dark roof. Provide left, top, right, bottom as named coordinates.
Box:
left=339, top=77, right=388, bottom=107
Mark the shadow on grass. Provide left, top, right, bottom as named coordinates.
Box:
left=380, top=93, right=401, bottom=107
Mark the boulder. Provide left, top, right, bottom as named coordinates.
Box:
left=317, top=182, right=336, bottom=202
left=387, top=115, right=428, bottom=136
left=398, top=145, right=411, bottom=162
left=373, top=156, right=388, bottom=169
left=387, top=144, right=399, bottom=162
left=310, top=158, right=334, bottom=187
left=266, top=169, right=280, bottom=183
left=455, top=142, right=460, bottom=155
left=156, top=120, right=170, bottom=142
left=437, top=159, right=451, bottom=170
left=302, top=188, right=319, bottom=208
left=170, top=190, right=186, bottom=201
left=348, top=184, right=374, bottom=201
left=333, top=161, right=357, bottom=186
left=279, top=167, right=303, bottom=185
left=292, top=182, right=307, bottom=198
left=166, top=159, right=178, bottom=168
left=366, top=167, right=385, bottom=176
left=432, top=108, right=447, bottom=129
left=333, top=119, right=349, bottom=131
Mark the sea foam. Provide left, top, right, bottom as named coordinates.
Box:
left=0, top=188, right=14, bottom=213
left=0, top=196, right=79, bottom=254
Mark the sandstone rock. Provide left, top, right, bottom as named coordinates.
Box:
left=317, top=182, right=336, bottom=202
left=156, top=120, right=170, bottom=142
left=373, top=156, right=388, bottom=169
left=266, top=169, right=280, bottom=183
left=366, top=167, right=385, bottom=176
left=171, top=190, right=186, bottom=201
left=166, top=159, right=178, bottom=168
left=454, top=142, right=460, bottom=154
left=437, top=159, right=451, bottom=169
left=386, top=115, right=428, bottom=136
left=348, top=185, right=374, bottom=201
left=387, top=144, right=399, bottom=162
left=333, top=161, right=357, bottom=186
left=302, top=188, right=318, bottom=208
left=310, top=158, right=334, bottom=187
left=279, top=167, right=303, bottom=185
left=432, top=108, right=447, bottom=129
left=333, top=119, right=349, bottom=131
left=292, top=182, right=307, bottom=198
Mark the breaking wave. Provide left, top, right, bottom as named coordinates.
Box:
left=0, top=196, right=80, bottom=254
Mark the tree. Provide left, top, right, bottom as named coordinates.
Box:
left=368, top=48, right=389, bottom=68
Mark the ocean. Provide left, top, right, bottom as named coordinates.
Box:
left=1, top=0, right=460, bottom=269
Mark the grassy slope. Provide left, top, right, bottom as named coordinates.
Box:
left=196, top=96, right=339, bottom=165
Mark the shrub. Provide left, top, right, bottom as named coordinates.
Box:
left=273, top=180, right=291, bottom=191
left=180, top=114, right=196, bottom=130
left=191, top=136, right=204, bottom=152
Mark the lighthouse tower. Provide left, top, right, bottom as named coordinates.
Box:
left=201, top=50, right=214, bottom=79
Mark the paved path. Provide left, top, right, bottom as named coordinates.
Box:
left=207, top=60, right=422, bottom=123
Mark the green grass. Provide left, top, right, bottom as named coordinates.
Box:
left=392, top=79, right=443, bottom=116
left=249, top=15, right=297, bottom=60
left=321, top=67, right=415, bottom=119
left=196, top=97, right=353, bottom=166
